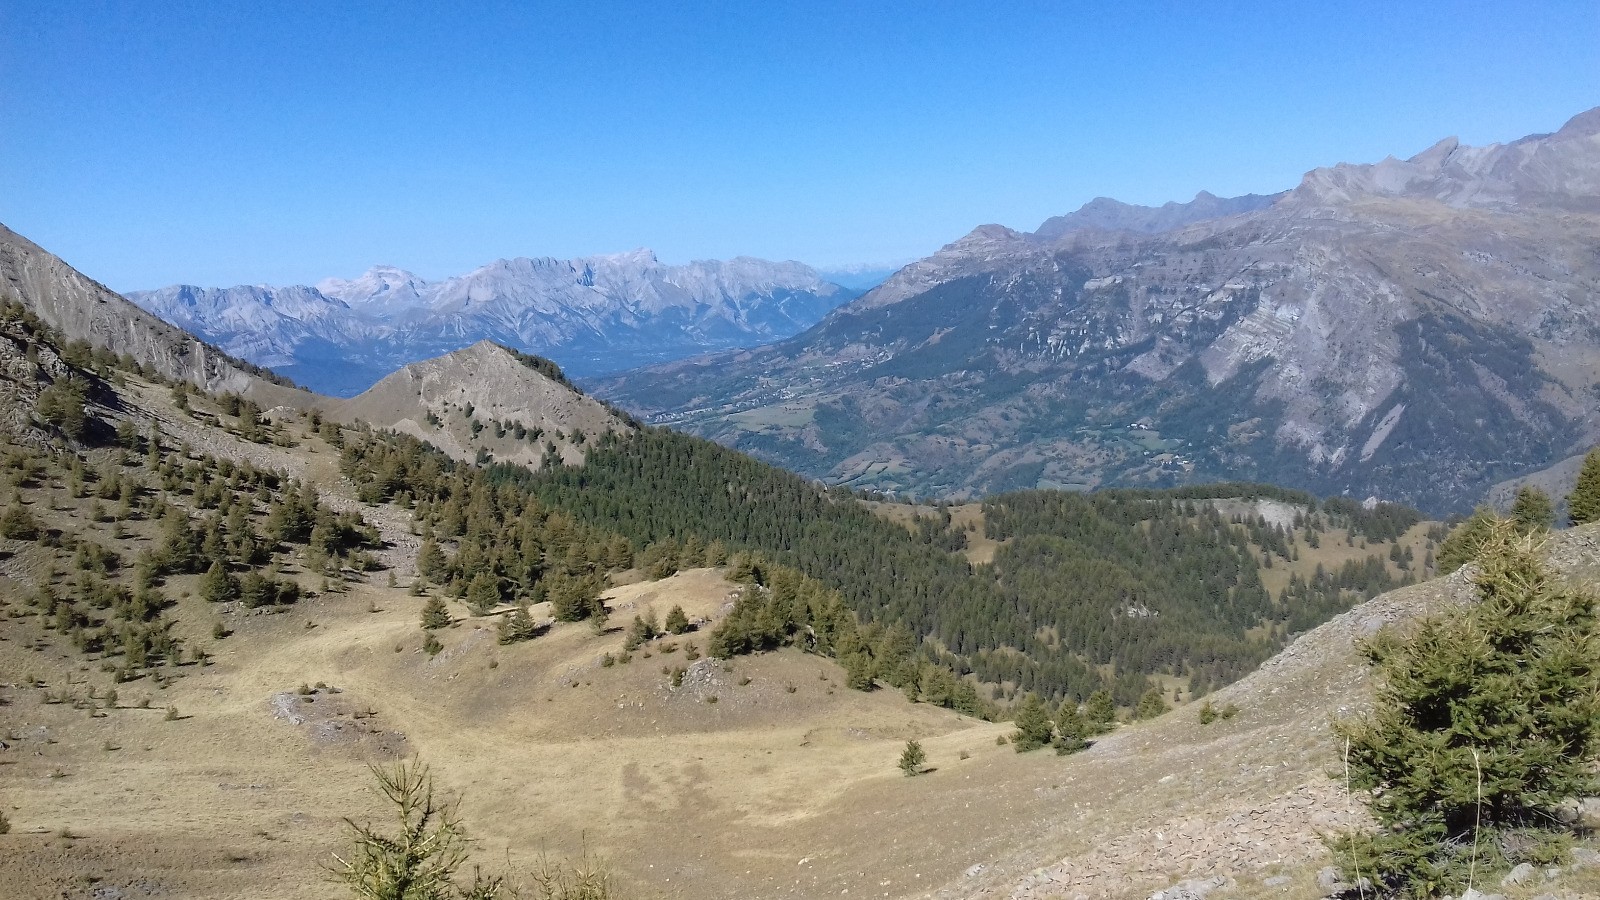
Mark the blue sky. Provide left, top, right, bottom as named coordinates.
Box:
left=2, top=1, right=1597, bottom=290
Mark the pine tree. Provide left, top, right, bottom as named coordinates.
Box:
left=844, top=652, right=876, bottom=691
left=1083, top=689, right=1116, bottom=735
left=1332, top=522, right=1600, bottom=894
left=1569, top=448, right=1600, bottom=526
left=898, top=739, right=926, bottom=777
left=1011, top=693, right=1053, bottom=752
left=416, top=538, right=446, bottom=580
left=420, top=596, right=451, bottom=630
left=1510, top=486, right=1554, bottom=534
left=0, top=504, right=38, bottom=540
left=623, top=615, right=651, bottom=651
left=587, top=595, right=610, bottom=634
left=37, top=375, right=89, bottom=440
left=1436, top=506, right=1498, bottom=575
left=1134, top=687, right=1169, bottom=720
left=496, top=604, right=538, bottom=645
left=1052, top=700, right=1087, bottom=754
left=464, top=573, right=500, bottom=616
left=199, top=559, right=238, bottom=603
left=157, top=510, right=202, bottom=574
left=664, top=605, right=690, bottom=635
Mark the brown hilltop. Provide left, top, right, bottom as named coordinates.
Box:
left=327, top=339, right=630, bottom=469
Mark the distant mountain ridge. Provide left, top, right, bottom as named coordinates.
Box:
left=128, top=251, right=854, bottom=395
left=597, top=107, right=1600, bottom=514
left=1034, top=190, right=1284, bottom=239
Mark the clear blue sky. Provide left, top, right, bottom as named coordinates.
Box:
left=2, top=1, right=1597, bottom=290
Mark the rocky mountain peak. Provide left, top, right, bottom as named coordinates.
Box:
left=586, top=247, right=660, bottom=269
left=1556, top=106, right=1600, bottom=139
left=1290, top=108, right=1600, bottom=210
left=316, top=264, right=432, bottom=312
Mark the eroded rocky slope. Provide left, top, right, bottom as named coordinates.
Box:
left=599, top=109, right=1600, bottom=512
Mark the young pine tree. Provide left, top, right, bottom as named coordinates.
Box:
left=1332, top=522, right=1600, bottom=895
left=416, top=538, right=446, bottom=581
left=496, top=604, right=538, bottom=645
left=1134, top=687, right=1169, bottom=720
left=1011, top=693, right=1053, bottom=752
left=1083, top=689, right=1116, bottom=735
left=1436, top=506, right=1499, bottom=575
left=464, top=572, right=500, bottom=617
left=199, top=559, right=239, bottom=603
left=1509, top=485, right=1555, bottom=534
left=664, top=604, right=691, bottom=635
left=420, top=596, right=451, bottom=630
left=1568, top=447, right=1600, bottom=526
left=1052, top=700, right=1087, bottom=755
left=898, top=739, right=926, bottom=777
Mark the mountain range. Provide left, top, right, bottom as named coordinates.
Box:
left=126, top=251, right=855, bottom=395
left=598, top=107, right=1600, bottom=514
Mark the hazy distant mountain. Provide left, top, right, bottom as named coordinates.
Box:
left=1033, top=190, right=1283, bottom=239
left=597, top=108, right=1600, bottom=513
left=128, top=251, right=854, bottom=395
left=816, top=264, right=905, bottom=291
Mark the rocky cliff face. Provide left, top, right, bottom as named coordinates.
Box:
left=0, top=223, right=300, bottom=401
left=129, top=251, right=854, bottom=395
left=597, top=108, right=1600, bottom=513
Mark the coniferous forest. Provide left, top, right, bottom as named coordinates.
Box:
left=343, top=423, right=1424, bottom=708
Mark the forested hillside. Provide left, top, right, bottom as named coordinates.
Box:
left=416, top=424, right=1434, bottom=706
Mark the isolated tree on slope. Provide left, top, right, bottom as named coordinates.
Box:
left=200, top=559, right=238, bottom=603
left=899, top=739, right=926, bottom=776
left=497, top=604, right=538, bottom=645
left=1568, top=448, right=1600, bottom=526
left=420, top=596, right=451, bottom=630
left=664, top=604, right=691, bottom=635
left=1332, top=522, right=1600, bottom=895
left=1053, top=700, right=1087, bottom=754
left=1133, top=687, right=1169, bottom=720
